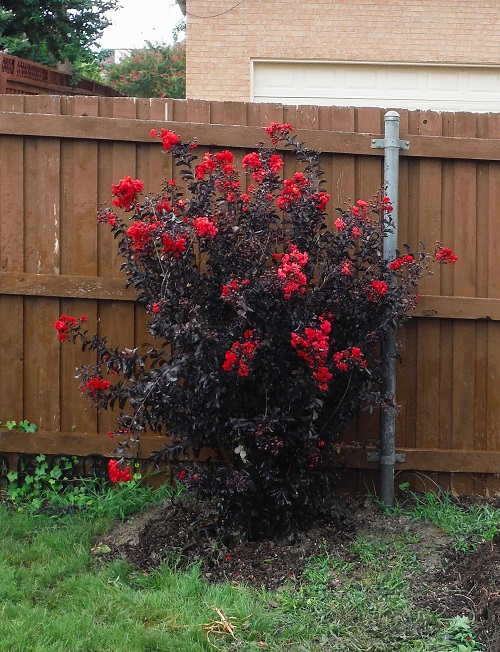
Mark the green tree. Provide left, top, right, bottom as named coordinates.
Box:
left=104, top=41, right=185, bottom=99
left=0, top=0, right=118, bottom=68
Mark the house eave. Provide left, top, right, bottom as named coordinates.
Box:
left=176, top=0, right=186, bottom=15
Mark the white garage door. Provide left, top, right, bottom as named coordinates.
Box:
left=252, top=61, right=500, bottom=112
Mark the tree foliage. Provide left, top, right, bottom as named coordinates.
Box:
left=103, top=42, right=186, bottom=99
left=0, top=0, right=118, bottom=67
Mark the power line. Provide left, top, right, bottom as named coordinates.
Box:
left=186, top=0, right=246, bottom=19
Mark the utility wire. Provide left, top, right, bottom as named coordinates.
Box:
left=186, top=0, right=246, bottom=19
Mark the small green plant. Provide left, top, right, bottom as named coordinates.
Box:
left=443, top=616, right=483, bottom=651
left=1, top=419, right=38, bottom=433
left=7, top=454, right=77, bottom=507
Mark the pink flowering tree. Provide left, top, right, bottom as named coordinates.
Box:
left=55, top=123, right=456, bottom=538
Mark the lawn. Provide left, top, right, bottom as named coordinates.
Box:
left=0, top=476, right=497, bottom=651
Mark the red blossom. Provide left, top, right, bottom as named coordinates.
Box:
left=162, top=234, right=187, bottom=258
left=159, top=128, right=180, bottom=151
left=277, top=245, right=309, bottom=298
left=54, top=314, right=86, bottom=342
left=269, top=154, right=284, bottom=174
left=276, top=173, right=309, bottom=210
left=108, top=459, right=132, bottom=484
left=82, top=376, right=111, bottom=396
left=334, top=217, right=346, bottom=232
left=334, top=347, right=367, bottom=371
left=111, top=176, right=144, bottom=211
left=389, top=254, right=414, bottom=270
left=222, top=330, right=260, bottom=377
left=312, top=191, right=330, bottom=212
left=265, top=122, right=294, bottom=145
left=193, top=216, right=218, bottom=238
left=368, top=280, right=388, bottom=301
left=435, top=246, right=458, bottom=264
left=291, top=316, right=333, bottom=391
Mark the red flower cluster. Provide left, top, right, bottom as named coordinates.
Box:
left=290, top=317, right=332, bottom=391
left=389, top=254, right=414, bottom=270
left=159, top=128, right=180, bottom=151
left=111, top=176, right=144, bottom=211
left=155, top=198, right=172, bottom=215
left=351, top=199, right=370, bottom=220
left=126, top=220, right=157, bottom=251
left=341, top=260, right=352, bottom=276
left=242, top=151, right=266, bottom=183
left=335, top=217, right=346, bottom=232
left=277, top=245, right=309, bottom=299
left=222, top=330, right=259, bottom=377
left=265, top=122, right=293, bottom=145
left=162, top=233, right=187, bottom=257
left=381, top=195, right=393, bottom=211
left=54, top=314, right=87, bottom=341
left=221, top=278, right=250, bottom=297
left=312, top=191, right=330, bottom=212
left=81, top=376, right=111, bottom=396
left=334, top=346, right=367, bottom=372
left=108, top=459, right=132, bottom=484
left=269, top=154, right=284, bottom=174
left=97, top=209, right=119, bottom=227
left=276, top=173, right=309, bottom=210
left=435, top=246, right=458, bottom=264
left=368, top=279, right=388, bottom=301
left=193, top=216, right=218, bottom=238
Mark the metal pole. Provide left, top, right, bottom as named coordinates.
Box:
left=371, top=111, right=409, bottom=506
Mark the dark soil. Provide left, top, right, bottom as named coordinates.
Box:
left=97, top=494, right=500, bottom=650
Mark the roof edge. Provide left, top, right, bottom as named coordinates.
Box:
left=176, top=0, right=186, bottom=15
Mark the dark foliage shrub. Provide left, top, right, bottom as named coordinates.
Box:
left=56, top=123, right=456, bottom=538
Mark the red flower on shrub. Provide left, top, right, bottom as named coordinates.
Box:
left=291, top=317, right=333, bottom=391
left=54, top=314, right=87, bottom=341
left=389, top=254, right=414, bottom=270
left=222, top=330, right=260, bottom=377
left=162, top=234, right=187, bottom=257
left=277, top=245, right=308, bottom=299
left=112, top=176, right=144, bottom=211
left=435, top=246, right=458, bottom=264
left=108, top=459, right=132, bottom=484
left=193, top=216, right=218, bottom=238
left=82, top=376, right=111, bottom=396
left=265, top=122, right=293, bottom=145
left=159, top=128, right=180, bottom=151
left=368, top=280, right=388, bottom=301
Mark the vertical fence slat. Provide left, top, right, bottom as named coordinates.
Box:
left=22, top=96, right=62, bottom=430
left=450, top=113, right=479, bottom=495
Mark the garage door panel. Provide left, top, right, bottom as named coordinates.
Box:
left=252, top=61, right=500, bottom=112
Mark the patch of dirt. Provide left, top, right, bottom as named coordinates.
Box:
left=95, top=495, right=500, bottom=648
left=415, top=538, right=500, bottom=651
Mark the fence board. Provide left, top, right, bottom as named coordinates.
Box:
left=1, top=98, right=500, bottom=494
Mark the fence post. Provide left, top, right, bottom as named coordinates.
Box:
left=371, top=112, right=410, bottom=506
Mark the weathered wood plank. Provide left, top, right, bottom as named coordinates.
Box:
left=1, top=112, right=500, bottom=160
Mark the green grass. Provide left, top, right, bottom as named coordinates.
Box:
left=0, top=484, right=488, bottom=651
left=388, top=489, right=500, bottom=552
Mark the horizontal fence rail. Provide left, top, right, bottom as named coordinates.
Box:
left=1, top=96, right=500, bottom=496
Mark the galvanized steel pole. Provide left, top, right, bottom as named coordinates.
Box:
left=371, top=112, right=409, bottom=506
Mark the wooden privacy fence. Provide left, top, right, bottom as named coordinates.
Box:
left=1, top=95, right=500, bottom=495
left=0, top=53, right=123, bottom=97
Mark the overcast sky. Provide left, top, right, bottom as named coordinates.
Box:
left=98, top=0, right=184, bottom=50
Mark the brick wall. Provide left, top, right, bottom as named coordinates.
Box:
left=184, top=0, right=500, bottom=101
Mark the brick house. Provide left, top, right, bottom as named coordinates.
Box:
left=176, top=0, right=500, bottom=111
